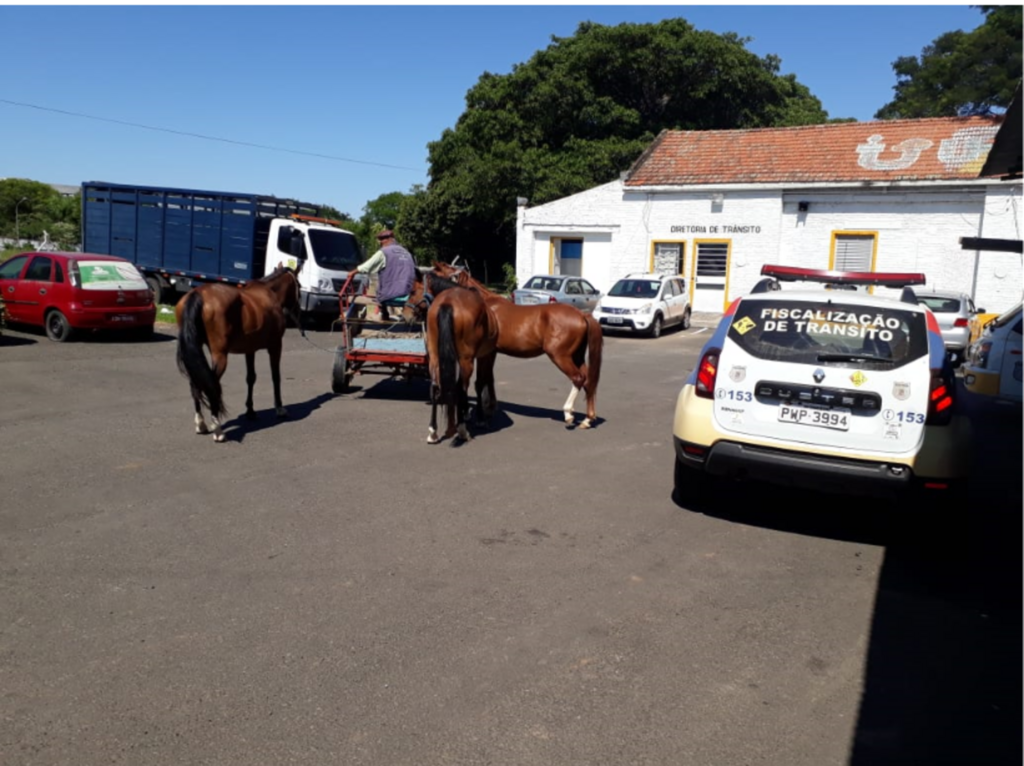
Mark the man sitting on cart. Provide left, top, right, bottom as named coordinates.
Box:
left=347, top=229, right=417, bottom=323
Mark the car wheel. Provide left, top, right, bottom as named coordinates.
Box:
left=681, top=308, right=692, bottom=330
left=648, top=314, right=663, bottom=339
left=145, top=276, right=165, bottom=305
left=45, top=310, right=76, bottom=342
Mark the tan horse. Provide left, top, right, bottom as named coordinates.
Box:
left=432, top=263, right=603, bottom=428
left=175, top=265, right=301, bottom=442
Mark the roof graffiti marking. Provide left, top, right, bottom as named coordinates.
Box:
left=856, top=135, right=934, bottom=171
left=938, top=127, right=1000, bottom=173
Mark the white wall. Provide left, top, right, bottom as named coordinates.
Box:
left=518, top=181, right=1022, bottom=314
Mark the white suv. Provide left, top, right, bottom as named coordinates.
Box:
left=673, top=265, right=971, bottom=502
left=593, top=274, right=692, bottom=338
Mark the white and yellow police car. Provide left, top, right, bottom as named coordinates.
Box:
left=673, top=265, right=971, bottom=502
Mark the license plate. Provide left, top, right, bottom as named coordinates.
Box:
left=111, top=314, right=136, bottom=323
left=778, top=404, right=850, bottom=431
left=606, top=317, right=624, bottom=324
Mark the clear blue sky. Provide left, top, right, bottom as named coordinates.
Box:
left=0, top=4, right=986, bottom=218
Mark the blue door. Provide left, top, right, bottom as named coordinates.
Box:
left=561, top=239, right=582, bottom=277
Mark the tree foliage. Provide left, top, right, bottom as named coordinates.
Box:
left=875, top=6, right=1022, bottom=119
left=0, top=178, right=81, bottom=249
left=400, top=18, right=829, bottom=274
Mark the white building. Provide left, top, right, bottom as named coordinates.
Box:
left=515, top=116, right=1022, bottom=315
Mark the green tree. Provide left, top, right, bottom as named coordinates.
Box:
left=412, top=18, right=829, bottom=274
left=0, top=178, right=63, bottom=241
left=875, top=6, right=1022, bottom=119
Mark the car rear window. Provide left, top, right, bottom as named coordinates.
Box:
left=917, top=296, right=961, bottom=313
left=525, top=277, right=563, bottom=291
left=608, top=280, right=660, bottom=298
left=727, top=299, right=929, bottom=368
left=77, top=260, right=148, bottom=291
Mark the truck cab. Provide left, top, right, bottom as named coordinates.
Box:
left=261, top=215, right=362, bottom=317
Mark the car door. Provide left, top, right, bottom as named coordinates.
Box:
left=564, top=278, right=584, bottom=309
left=18, top=256, right=55, bottom=327
left=579, top=279, right=600, bottom=312
left=0, top=255, right=33, bottom=324
left=660, top=280, right=679, bottom=322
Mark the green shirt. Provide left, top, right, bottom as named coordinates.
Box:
left=356, top=249, right=386, bottom=274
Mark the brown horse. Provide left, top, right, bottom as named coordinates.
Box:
left=175, top=264, right=302, bottom=442
left=433, top=262, right=603, bottom=428
left=404, top=271, right=499, bottom=444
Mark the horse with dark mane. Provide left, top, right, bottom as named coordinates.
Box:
left=404, top=271, right=499, bottom=444
left=175, top=264, right=302, bottom=442
left=432, top=262, right=603, bottom=428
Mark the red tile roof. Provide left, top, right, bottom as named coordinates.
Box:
left=624, top=116, right=1004, bottom=186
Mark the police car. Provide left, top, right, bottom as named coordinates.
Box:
left=673, top=265, right=972, bottom=501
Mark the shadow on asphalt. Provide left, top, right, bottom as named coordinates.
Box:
left=219, top=392, right=335, bottom=443
left=2, top=323, right=176, bottom=344
left=672, top=388, right=1022, bottom=765
left=0, top=333, right=37, bottom=346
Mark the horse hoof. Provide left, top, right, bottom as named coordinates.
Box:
left=196, top=425, right=209, bottom=435
left=427, top=435, right=441, bottom=444
left=276, top=407, right=288, bottom=418
left=213, top=434, right=226, bottom=443
left=578, top=419, right=593, bottom=429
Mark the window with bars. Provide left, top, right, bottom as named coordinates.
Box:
left=833, top=234, right=875, bottom=272
left=695, top=242, right=728, bottom=276
left=653, top=241, right=684, bottom=275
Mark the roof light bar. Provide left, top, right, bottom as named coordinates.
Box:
left=761, top=265, right=926, bottom=288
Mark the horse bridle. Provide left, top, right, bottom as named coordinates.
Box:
left=404, top=277, right=435, bottom=320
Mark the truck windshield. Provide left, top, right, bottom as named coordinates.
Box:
left=307, top=229, right=361, bottom=271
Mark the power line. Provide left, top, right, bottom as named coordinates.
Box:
left=0, top=98, right=422, bottom=172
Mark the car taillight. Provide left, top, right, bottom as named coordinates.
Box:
left=68, top=259, right=81, bottom=288
left=953, top=318, right=969, bottom=328
left=549, top=296, right=558, bottom=303
left=511, top=291, right=518, bottom=302
left=695, top=349, right=720, bottom=399
left=926, top=372, right=955, bottom=425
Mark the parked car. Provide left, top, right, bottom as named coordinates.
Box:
left=961, top=301, right=1022, bottom=404
left=0, top=252, right=156, bottom=342
left=913, top=289, right=985, bottom=364
left=513, top=275, right=601, bottom=313
left=672, top=265, right=971, bottom=503
left=592, top=274, right=691, bottom=338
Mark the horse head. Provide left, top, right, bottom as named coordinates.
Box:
left=403, top=271, right=462, bottom=323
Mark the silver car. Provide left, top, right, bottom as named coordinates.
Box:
left=915, top=290, right=984, bottom=363
left=513, top=274, right=601, bottom=313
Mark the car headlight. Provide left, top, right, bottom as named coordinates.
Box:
left=594, top=301, right=603, bottom=312
left=316, top=277, right=333, bottom=292
left=976, top=341, right=992, bottom=368
left=636, top=303, right=653, bottom=314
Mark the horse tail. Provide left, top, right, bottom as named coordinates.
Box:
left=176, top=290, right=226, bottom=419
left=436, top=303, right=459, bottom=420
left=584, top=313, right=604, bottom=393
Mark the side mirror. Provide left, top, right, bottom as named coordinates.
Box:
left=977, top=307, right=986, bottom=314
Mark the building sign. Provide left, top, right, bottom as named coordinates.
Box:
left=671, top=224, right=762, bottom=234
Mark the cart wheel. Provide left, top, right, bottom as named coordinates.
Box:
left=331, top=348, right=353, bottom=393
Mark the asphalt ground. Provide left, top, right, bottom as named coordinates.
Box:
left=0, top=319, right=1019, bottom=766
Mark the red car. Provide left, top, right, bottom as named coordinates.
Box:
left=0, top=252, right=156, bottom=341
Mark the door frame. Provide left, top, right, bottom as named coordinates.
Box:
left=548, top=237, right=584, bottom=276
left=690, top=239, right=732, bottom=311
